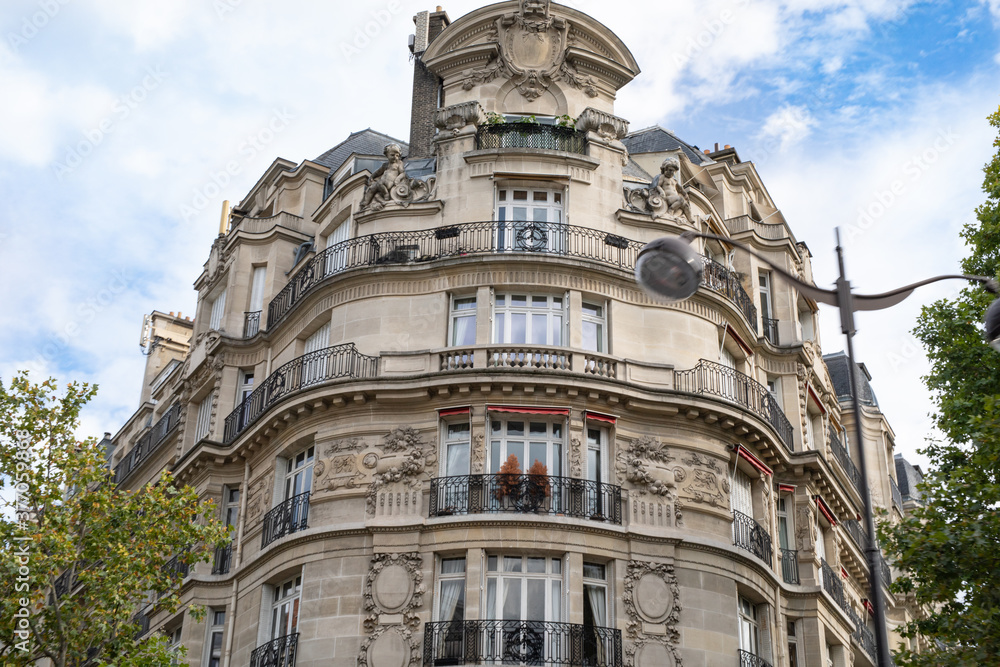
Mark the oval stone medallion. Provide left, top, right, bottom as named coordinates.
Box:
left=636, top=642, right=675, bottom=667
left=634, top=573, right=674, bottom=622
left=369, top=629, right=408, bottom=667
left=373, top=564, right=413, bottom=612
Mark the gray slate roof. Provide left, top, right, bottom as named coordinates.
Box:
left=623, top=126, right=709, bottom=166
left=314, top=129, right=409, bottom=173
left=894, top=454, right=924, bottom=504
left=824, top=352, right=879, bottom=407
left=623, top=157, right=653, bottom=183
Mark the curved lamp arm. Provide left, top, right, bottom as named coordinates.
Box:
left=681, top=231, right=1000, bottom=311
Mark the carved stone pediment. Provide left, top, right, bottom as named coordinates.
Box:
left=460, top=0, right=598, bottom=101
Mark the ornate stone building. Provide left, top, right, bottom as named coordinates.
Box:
left=109, top=2, right=916, bottom=666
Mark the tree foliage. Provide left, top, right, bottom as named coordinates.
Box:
left=880, top=107, right=1000, bottom=665
left=0, top=373, right=229, bottom=667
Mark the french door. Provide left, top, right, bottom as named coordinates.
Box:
left=496, top=189, right=565, bottom=254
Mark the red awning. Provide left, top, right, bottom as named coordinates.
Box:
left=814, top=495, right=838, bottom=526
left=439, top=407, right=470, bottom=417
left=488, top=406, right=570, bottom=416
left=734, top=445, right=772, bottom=476
left=863, top=599, right=875, bottom=615
left=841, top=566, right=849, bottom=579
left=585, top=411, right=617, bottom=425
left=807, top=385, right=827, bottom=415
left=778, top=484, right=797, bottom=494
left=726, top=325, right=754, bottom=357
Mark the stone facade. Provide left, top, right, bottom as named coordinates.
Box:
left=108, top=2, right=919, bottom=666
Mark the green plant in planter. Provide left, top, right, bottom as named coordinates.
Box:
left=484, top=111, right=506, bottom=126
left=555, top=114, right=576, bottom=129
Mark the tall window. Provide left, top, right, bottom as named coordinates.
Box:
left=222, top=486, right=240, bottom=530
left=496, top=189, right=565, bottom=253
left=484, top=555, right=562, bottom=623
left=209, top=289, right=227, bottom=330
left=758, top=272, right=772, bottom=320
left=443, top=423, right=471, bottom=477
left=494, top=294, right=564, bottom=346
left=284, top=447, right=315, bottom=501
left=270, top=575, right=302, bottom=639
left=167, top=626, right=183, bottom=666
left=731, top=469, right=753, bottom=517
left=435, top=557, right=467, bottom=663
left=581, top=302, right=606, bottom=353
left=583, top=562, right=610, bottom=665
left=195, top=394, right=213, bottom=441
left=738, top=596, right=760, bottom=656
left=787, top=620, right=799, bottom=667
left=302, top=324, right=331, bottom=385
left=249, top=267, right=267, bottom=314
left=777, top=496, right=793, bottom=551
left=586, top=427, right=609, bottom=517
left=322, top=219, right=351, bottom=276
left=450, top=297, right=477, bottom=347
left=205, top=610, right=226, bottom=667
left=490, top=419, right=562, bottom=478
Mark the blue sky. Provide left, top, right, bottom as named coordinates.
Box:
left=1, top=0, right=999, bottom=470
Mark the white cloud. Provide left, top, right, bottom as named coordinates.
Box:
left=760, top=104, right=817, bottom=150
left=983, top=0, right=1000, bottom=22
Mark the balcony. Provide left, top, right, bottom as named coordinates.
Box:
left=250, top=634, right=298, bottom=667
left=780, top=549, right=800, bottom=584
left=212, top=543, right=233, bottom=575
left=224, top=343, right=378, bottom=444
left=738, top=649, right=774, bottom=667
left=724, top=215, right=792, bottom=242
left=675, top=360, right=794, bottom=452
left=890, top=476, right=904, bottom=512
left=422, top=620, right=622, bottom=667
left=266, top=221, right=757, bottom=334
left=828, top=425, right=863, bottom=496
left=113, top=403, right=182, bottom=484
left=762, top=317, right=779, bottom=345
left=732, top=510, right=773, bottom=565
left=261, top=492, right=310, bottom=549
left=476, top=123, right=588, bottom=155
left=846, top=604, right=877, bottom=662
left=703, top=258, right=758, bottom=333
left=429, top=475, right=622, bottom=524
left=821, top=559, right=847, bottom=610
left=244, top=310, right=261, bottom=337
left=843, top=519, right=871, bottom=553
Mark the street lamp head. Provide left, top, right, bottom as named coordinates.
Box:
left=635, top=236, right=704, bottom=301
left=986, top=298, right=1000, bottom=352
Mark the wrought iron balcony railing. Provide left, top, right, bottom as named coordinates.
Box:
left=821, top=559, right=847, bottom=611
left=879, top=553, right=893, bottom=586
left=476, top=123, right=588, bottom=155
left=244, top=310, right=262, bottom=338
left=212, top=543, right=233, bottom=575
left=429, top=475, right=622, bottom=524
left=846, top=604, right=878, bottom=662
left=250, top=633, right=299, bottom=667
left=422, top=620, right=622, bottom=667
left=674, top=360, right=794, bottom=451
left=261, top=492, right=310, bottom=549
left=762, top=317, right=779, bottom=345
left=828, top=425, right=863, bottom=495
left=725, top=214, right=793, bottom=242
left=132, top=610, right=151, bottom=639
left=780, top=549, right=800, bottom=584
left=223, top=343, right=378, bottom=444
left=732, top=510, right=773, bottom=566
left=265, top=221, right=757, bottom=334
left=113, top=403, right=182, bottom=485
left=890, top=476, right=904, bottom=511
left=703, top=258, right=758, bottom=333
left=843, top=519, right=871, bottom=553
left=738, top=649, right=774, bottom=667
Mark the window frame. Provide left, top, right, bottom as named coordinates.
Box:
left=269, top=574, right=302, bottom=640
left=493, top=293, right=567, bottom=347
left=209, top=288, right=227, bottom=331
left=204, top=609, right=226, bottom=667
left=488, top=416, right=565, bottom=479
left=248, top=266, right=267, bottom=314
left=282, top=446, right=315, bottom=501
left=758, top=271, right=772, bottom=320
left=436, top=556, right=467, bottom=623
left=581, top=301, right=607, bottom=354
left=495, top=187, right=566, bottom=253
left=483, top=555, right=564, bottom=623
left=738, top=596, right=760, bottom=656
left=195, top=393, right=213, bottom=441
left=449, top=296, right=478, bottom=348
left=440, top=418, right=472, bottom=478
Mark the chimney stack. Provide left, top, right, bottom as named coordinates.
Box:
left=408, top=8, right=450, bottom=159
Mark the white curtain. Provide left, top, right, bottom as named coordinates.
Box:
left=446, top=443, right=469, bottom=477
left=249, top=267, right=267, bottom=312
left=585, top=584, right=607, bottom=664
left=438, top=580, right=464, bottom=622
left=452, top=314, right=474, bottom=347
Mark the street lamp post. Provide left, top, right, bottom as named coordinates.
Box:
left=635, top=229, right=1000, bottom=667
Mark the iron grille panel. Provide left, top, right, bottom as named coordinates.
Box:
left=261, top=492, right=310, bottom=549
left=732, top=510, right=773, bottom=566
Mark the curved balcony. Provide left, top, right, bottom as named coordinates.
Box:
left=261, top=492, right=310, bottom=549
left=674, top=360, right=794, bottom=451
left=423, top=620, right=622, bottom=667
left=265, top=221, right=757, bottom=334
left=429, top=474, right=622, bottom=524
left=732, top=510, right=773, bottom=565
left=476, top=123, right=588, bottom=155
left=250, top=633, right=298, bottom=667
left=829, top=425, right=863, bottom=495
left=114, top=403, right=181, bottom=484
left=223, top=343, right=378, bottom=444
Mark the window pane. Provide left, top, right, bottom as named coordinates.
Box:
left=511, top=295, right=528, bottom=307
left=503, top=579, right=521, bottom=620
left=551, top=558, right=562, bottom=574
left=532, top=296, right=548, bottom=307
left=583, top=303, right=601, bottom=317
left=454, top=298, right=476, bottom=311
left=511, top=313, right=527, bottom=343
left=533, top=192, right=548, bottom=202
left=583, top=563, right=606, bottom=580
left=446, top=443, right=470, bottom=476
left=533, top=208, right=548, bottom=222
left=550, top=580, right=562, bottom=622
left=507, top=442, right=524, bottom=469
left=440, top=580, right=465, bottom=622
left=527, top=557, right=547, bottom=573
left=513, top=191, right=528, bottom=201
left=488, top=556, right=498, bottom=571
left=582, top=321, right=598, bottom=352
left=551, top=315, right=562, bottom=346
left=529, top=442, right=546, bottom=470
left=495, top=313, right=505, bottom=343
left=507, top=422, right=524, bottom=436
left=531, top=314, right=547, bottom=344
left=526, top=579, right=545, bottom=620
left=529, top=423, right=547, bottom=435
left=499, top=190, right=507, bottom=201
left=441, top=558, right=466, bottom=574
left=552, top=424, right=562, bottom=439
left=452, top=314, right=476, bottom=346
left=504, top=556, right=523, bottom=572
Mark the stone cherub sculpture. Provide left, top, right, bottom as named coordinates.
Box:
left=624, top=155, right=694, bottom=224
left=359, top=143, right=437, bottom=213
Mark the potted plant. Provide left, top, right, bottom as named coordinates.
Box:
left=495, top=454, right=522, bottom=503
left=525, top=460, right=551, bottom=511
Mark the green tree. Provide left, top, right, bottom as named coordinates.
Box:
left=880, top=107, right=1000, bottom=665
left=0, top=373, right=230, bottom=667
